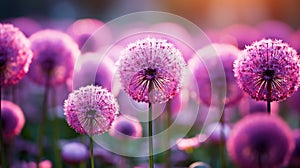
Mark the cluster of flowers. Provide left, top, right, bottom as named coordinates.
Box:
left=1, top=17, right=300, bottom=168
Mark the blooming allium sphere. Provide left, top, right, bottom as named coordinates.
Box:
left=227, top=114, right=295, bottom=168
left=234, top=39, right=300, bottom=102
left=189, top=43, right=244, bottom=107
left=28, top=29, right=80, bottom=86
left=64, top=85, right=119, bottom=135
left=118, top=37, right=186, bottom=103
left=109, top=114, right=142, bottom=139
left=1, top=100, right=25, bottom=140
left=0, top=23, right=33, bottom=86
left=61, top=142, right=88, bottom=164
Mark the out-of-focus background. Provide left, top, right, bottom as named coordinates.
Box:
left=1, top=0, right=300, bottom=29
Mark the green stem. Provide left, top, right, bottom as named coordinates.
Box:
left=148, top=81, right=154, bottom=168
left=51, top=88, right=62, bottom=168
left=90, top=136, right=94, bottom=168
left=165, top=101, right=171, bottom=168
left=267, top=82, right=271, bottom=114
left=149, top=102, right=154, bottom=168
left=1, top=86, right=8, bottom=168
left=220, top=111, right=227, bottom=168
left=37, top=76, right=50, bottom=167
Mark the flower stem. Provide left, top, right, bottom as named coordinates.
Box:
left=37, top=76, right=50, bottom=167
left=90, top=136, right=94, bottom=168
left=1, top=86, right=8, bottom=168
left=220, top=111, right=227, bottom=168
left=148, top=81, right=154, bottom=168
left=267, top=82, right=271, bottom=114
left=165, top=101, right=171, bottom=168
left=51, top=88, right=62, bottom=168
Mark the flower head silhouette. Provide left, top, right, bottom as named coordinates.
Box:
left=28, top=29, right=80, bottom=86
left=0, top=23, right=32, bottom=86
left=118, top=37, right=186, bottom=103
left=227, top=114, right=295, bottom=168
left=234, top=39, right=300, bottom=102
left=64, top=85, right=119, bottom=135
left=1, top=100, right=25, bottom=141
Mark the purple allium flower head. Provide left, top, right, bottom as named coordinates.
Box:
left=288, top=129, right=300, bottom=167
left=67, top=18, right=111, bottom=52
left=28, top=29, right=80, bottom=86
left=61, top=142, right=88, bottom=164
left=64, top=85, right=119, bottom=135
left=118, top=37, right=186, bottom=103
left=227, top=114, right=295, bottom=168
left=109, top=114, right=142, bottom=139
left=1, top=100, right=25, bottom=140
left=189, top=43, right=244, bottom=107
left=0, top=23, right=33, bottom=86
left=234, top=39, right=300, bottom=102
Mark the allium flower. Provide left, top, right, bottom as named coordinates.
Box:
left=227, top=114, right=295, bottom=168
left=28, top=29, right=80, bottom=86
left=234, top=39, right=300, bottom=102
left=64, top=85, right=119, bottom=135
left=61, top=142, right=88, bottom=164
left=1, top=100, right=25, bottom=140
left=118, top=37, right=186, bottom=103
left=0, top=23, right=33, bottom=86
left=189, top=44, right=244, bottom=107
left=67, top=18, right=110, bottom=52
left=109, top=115, right=142, bottom=139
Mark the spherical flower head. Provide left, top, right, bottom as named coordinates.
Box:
left=28, top=29, right=80, bottom=86
left=189, top=43, right=244, bottom=107
left=1, top=100, right=25, bottom=140
left=0, top=23, right=33, bottom=86
left=227, top=114, right=295, bottom=168
left=118, top=37, right=186, bottom=103
left=234, top=38, right=300, bottom=102
left=109, top=114, right=142, bottom=139
left=64, top=85, right=119, bottom=135
left=61, top=142, right=88, bottom=164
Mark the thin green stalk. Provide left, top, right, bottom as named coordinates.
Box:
left=148, top=102, right=154, bottom=168
left=165, top=102, right=171, bottom=168
left=1, top=86, right=8, bottom=168
left=90, top=136, right=94, bottom=168
left=37, top=76, right=50, bottom=167
left=220, top=111, right=227, bottom=168
left=267, top=82, right=271, bottom=114
left=51, top=88, right=62, bottom=168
